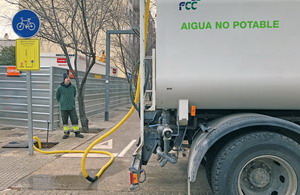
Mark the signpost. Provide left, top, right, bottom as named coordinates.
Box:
left=105, top=29, right=139, bottom=121
left=13, top=9, right=41, bottom=155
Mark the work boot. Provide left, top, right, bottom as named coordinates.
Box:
left=62, top=132, right=70, bottom=139
left=75, top=132, right=84, bottom=138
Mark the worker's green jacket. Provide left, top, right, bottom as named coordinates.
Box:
left=56, top=82, right=76, bottom=111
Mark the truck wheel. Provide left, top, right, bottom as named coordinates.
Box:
left=211, top=131, right=300, bottom=195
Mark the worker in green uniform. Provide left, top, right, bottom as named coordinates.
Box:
left=56, top=73, right=84, bottom=139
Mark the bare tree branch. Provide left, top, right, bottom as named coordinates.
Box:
left=5, top=0, right=119, bottom=132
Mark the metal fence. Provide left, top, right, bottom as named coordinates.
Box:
left=0, top=66, right=130, bottom=130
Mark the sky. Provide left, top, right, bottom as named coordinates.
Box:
left=0, top=0, right=19, bottom=39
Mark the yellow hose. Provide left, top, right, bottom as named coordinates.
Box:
left=80, top=0, right=151, bottom=182
left=33, top=136, right=114, bottom=159
left=33, top=0, right=151, bottom=183
left=80, top=76, right=141, bottom=181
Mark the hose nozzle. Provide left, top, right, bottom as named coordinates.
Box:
left=86, top=176, right=99, bottom=182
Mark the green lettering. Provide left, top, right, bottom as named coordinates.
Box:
left=240, top=21, right=247, bottom=29
left=191, top=2, right=197, bottom=10
left=206, top=22, right=212, bottom=29
left=260, top=21, right=266, bottom=28
left=181, top=22, right=188, bottom=30
left=273, top=20, right=279, bottom=28
left=233, top=21, right=239, bottom=29
left=267, top=21, right=272, bottom=28
left=191, top=22, right=198, bottom=29
left=181, top=20, right=279, bottom=30
left=215, top=21, right=229, bottom=29
left=198, top=22, right=204, bottom=29
left=252, top=21, right=259, bottom=28
left=247, top=21, right=254, bottom=28
left=215, top=21, right=223, bottom=29
left=223, top=22, right=230, bottom=29
left=186, top=2, right=192, bottom=10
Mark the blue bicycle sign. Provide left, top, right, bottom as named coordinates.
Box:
left=12, top=10, right=40, bottom=38
left=17, top=17, right=36, bottom=31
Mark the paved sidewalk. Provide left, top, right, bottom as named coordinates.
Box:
left=0, top=106, right=134, bottom=194
left=0, top=106, right=213, bottom=195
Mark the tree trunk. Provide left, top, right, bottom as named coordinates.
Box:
left=78, top=88, right=89, bottom=133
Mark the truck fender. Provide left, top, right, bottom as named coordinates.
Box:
left=188, top=113, right=300, bottom=182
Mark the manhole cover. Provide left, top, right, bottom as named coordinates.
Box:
left=2, top=140, right=36, bottom=148
left=0, top=127, right=15, bottom=130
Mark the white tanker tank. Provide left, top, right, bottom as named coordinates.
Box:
left=156, top=0, right=300, bottom=110
left=130, top=0, right=300, bottom=194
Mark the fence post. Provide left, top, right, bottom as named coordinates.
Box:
left=49, top=66, right=54, bottom=131
left=105, top=31, right=111, bottom=121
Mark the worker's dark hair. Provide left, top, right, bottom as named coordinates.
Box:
left=63, top=73, right=69, bottom=81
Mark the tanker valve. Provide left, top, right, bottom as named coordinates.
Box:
left=163, top=127, right=173, bottom=140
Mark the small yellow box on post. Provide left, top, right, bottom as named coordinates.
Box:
left=16, top=39, right=40, bottom=71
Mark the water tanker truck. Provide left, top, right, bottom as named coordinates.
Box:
left=130, top=0, right=300, bottom=194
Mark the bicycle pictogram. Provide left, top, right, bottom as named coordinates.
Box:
left=16, top=17, right=36, bottom=31
left=12, top=10, right=40, bottom=38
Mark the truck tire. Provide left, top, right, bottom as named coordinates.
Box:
left=211, top=131, right=300, bottom=195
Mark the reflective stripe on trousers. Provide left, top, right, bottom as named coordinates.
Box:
left=73, top=125, right=80, bottom=132
left=63, top=125, right=70, bottom=132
